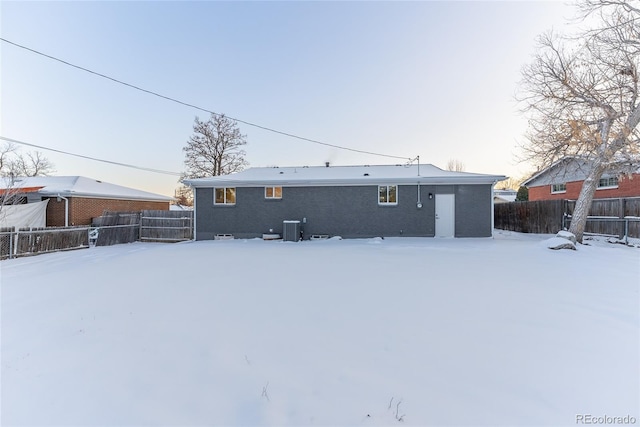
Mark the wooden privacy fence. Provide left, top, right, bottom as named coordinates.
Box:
left=494, top=200, right=567, bottom=234
left=1, top=210, right=193, bottom=259
left=140, top=210, right=193, bottom=242
left=0, top=226, right=90, bottom=259
left=564, top=197, right=640, bottom=240
left=91, top=210, right=193, bottom=246
left=495, top=197, right=640, bottom=239
left=92, top=212, right=141, bottom=246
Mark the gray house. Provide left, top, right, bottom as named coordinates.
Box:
left=184, top=164, right=506, bottom=240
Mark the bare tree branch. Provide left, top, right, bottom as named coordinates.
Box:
left=518, top=0, right=640, bottom=242
left=0, top=143, right=55, bottom=177
left=182, top=114, right=249, bottom=179
left=446, top=159, right=465, bottom=172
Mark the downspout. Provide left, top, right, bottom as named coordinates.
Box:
left=190, top=186, right=197, bottom=241
left=415, top=155, right=423, bottom=209
left=57, top=194, right=69, bottom=227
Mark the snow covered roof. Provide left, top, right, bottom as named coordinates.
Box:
left=184, top=164, right=506, bottom=188
left=523, top=157, right=640, bottom=187
left=522, top=158, right=592, bottom=187
left=494, top=195, right=517, bottom=203
left=495, top=188, right=517, bottom=195
left=170, top=204, right=193, bottom=211
left=2, top=176, right=174, bottom=202
left=493, top=189, right=517, bottom=203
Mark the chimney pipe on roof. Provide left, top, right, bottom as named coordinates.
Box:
left=325, top=162, right=330, bottom=168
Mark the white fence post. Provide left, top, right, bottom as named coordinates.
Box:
left=13, top=229, right=18, bottom=258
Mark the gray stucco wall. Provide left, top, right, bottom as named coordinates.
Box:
left=194, top=184, right=493, bottom=240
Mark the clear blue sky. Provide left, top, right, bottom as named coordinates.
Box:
left=1, top=1, right=574, bottom=197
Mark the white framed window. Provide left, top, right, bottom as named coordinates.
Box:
left=597, top=177, right=619, bottom=189
left=551, top=183, right=566, bottom=194
left=265, top=186, right=282, bottom=199
left=214, top=187, right=236, bottom=205
left=378, top=185, right=398, bottom=205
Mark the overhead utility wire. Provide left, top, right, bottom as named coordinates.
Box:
left=1, top=37, right=411, bottom=161
left=0, top=136, right=182, bottom=176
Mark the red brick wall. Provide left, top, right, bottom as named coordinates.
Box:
left=45, top=197, right=170, bottom=226
left=529, top=174, right=640, bottom=201
left=46, top=198, right=68, bottom=226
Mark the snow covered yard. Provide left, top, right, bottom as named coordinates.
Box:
left=1, top=231, right=638, bottom=426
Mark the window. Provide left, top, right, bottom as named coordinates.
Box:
left=214, top=187, right=236, bottom=205
left=597, top=177, right=619, bottom=189
left=551, top=183, right=566, bottom=194
left=2, top=195, right=26, bottom=204
left=265, top=186, right=282, bottom=199
left=379, top=185, right=398, bottom=205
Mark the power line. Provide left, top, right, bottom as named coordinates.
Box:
left=1, top=37, right=412, bottom=161
left=0, top=136, right=182, bottom=176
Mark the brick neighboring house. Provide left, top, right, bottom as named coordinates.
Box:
left=2, top=176, right=174, bottom=226
left=523, top=157, right=640, bottom=201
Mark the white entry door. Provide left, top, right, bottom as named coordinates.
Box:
left=435, top=194, right=455, bottom=237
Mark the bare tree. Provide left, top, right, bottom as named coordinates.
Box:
left=518, top=0, right=640, bottom=242
left=0, top=143, right=17, bottom=174
left=446, top=159, right=465, bottom=172
left=0, top=143, right=55, bottom=216
left=9, top=151, right=55, bottom=177
left=0, top=143, right=55, bottom=177
left=173, top=185, right=193, bottom=207
left=182, top=114, right=248, bottom=179
left=495, top=176, right=524, bottom=190
left=0, top=144, right=21, bottom=209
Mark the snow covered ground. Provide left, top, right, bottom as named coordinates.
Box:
left=1, top=231, right=638, bottom=426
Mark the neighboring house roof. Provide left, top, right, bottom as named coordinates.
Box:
left=523, top=157, right=640, bottom=188
left=0, top=186, right=44, bottom=196
left=493, top=189, right=517, bottom=203
left=1, top=176, right=174, bottom=202
left=170, top=204, right=193, bottom=211
left=185, top=164, right=506, bottom=188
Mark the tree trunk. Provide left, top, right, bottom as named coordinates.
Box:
left=568, top=165, right=605, bottom=243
